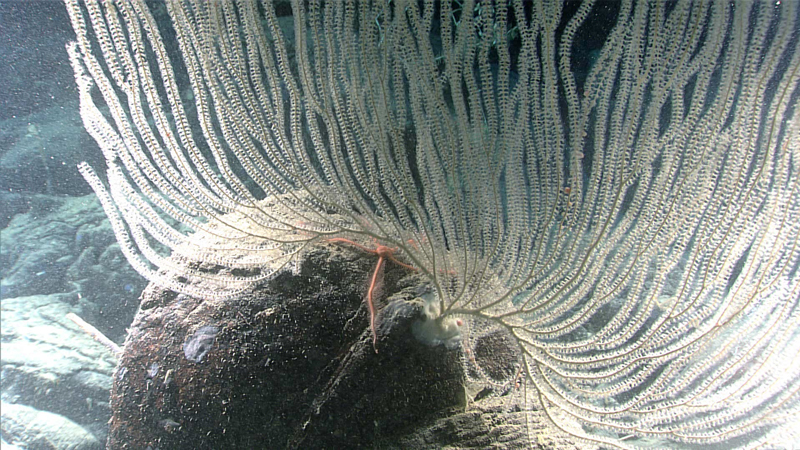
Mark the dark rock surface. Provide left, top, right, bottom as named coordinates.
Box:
left=105, top=224, right=582, bottom=449
left=108, top=244, right=467, bottom=449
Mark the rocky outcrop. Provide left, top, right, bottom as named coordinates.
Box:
left=108, top=244, right=465, bottom=449
left=107, top=241, right=580, bottom=449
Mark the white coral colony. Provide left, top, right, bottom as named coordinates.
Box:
left=66, top=0, right=800, bottom=447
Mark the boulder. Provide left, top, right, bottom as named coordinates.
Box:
left=107, top=242, right=579, bottom=448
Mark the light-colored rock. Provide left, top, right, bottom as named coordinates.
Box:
left=1, top=402, right=101, bottom=450
left=1, top=294, right=116, bottom=429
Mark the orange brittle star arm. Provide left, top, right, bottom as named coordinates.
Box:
left=367, top=254, right=385, bottom=351
left=326, top=238, right=418, bottom=353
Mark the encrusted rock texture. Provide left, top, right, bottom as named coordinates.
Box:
left=108, top=245, right=465, bottom=449
left=108, top=241, right=581, bottom=449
